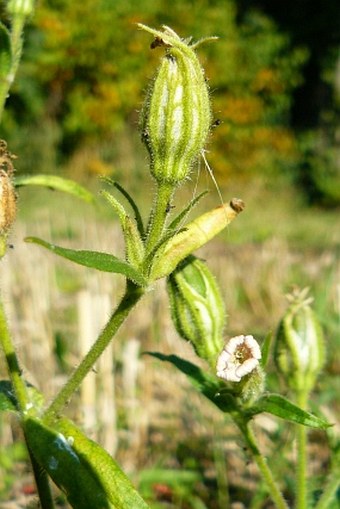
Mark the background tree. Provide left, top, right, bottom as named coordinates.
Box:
left=1, top=0, right=339, bottom=204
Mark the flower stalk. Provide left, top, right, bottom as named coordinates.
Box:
left=0, top=1, right=35, bottom=121
left=0, top=297, right=55, bottom=508
left=296, top=389, right=309, bottom=509
left=0, top=299, right=28, bottom=412
left=43, top=281, right=145, bottom=423
left=274, top=288, right=326, bottom=509
left=235, top=418, right=290, bottom=509
left=314, top=467, right=340, bottom=509
left=144, top=181, right=174, bottom=259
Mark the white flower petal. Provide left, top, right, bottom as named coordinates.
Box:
left=216, top=349, right=231, bottom=372
left=217, top=365, right=241, bottom=382
left=216, top=334, right=262, bottom=383
left=244, top=335, right=261, bottom=359
left=235, top=358, right=259, bottom=378
left=225, top=335, right=244, bottom=354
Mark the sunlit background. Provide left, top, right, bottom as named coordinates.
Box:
left=0, top=0, right=339, bottom=507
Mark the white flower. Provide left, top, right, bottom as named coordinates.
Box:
left=216, top=335, right=261, bottom=382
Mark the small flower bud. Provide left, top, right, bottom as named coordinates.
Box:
left=274, top=288, right=325, bottom=392
left=7, top=0, right=34, bottom=17
left=139, top=24, right=212, bottom=185
left=167, top=255, right=225, bottom=363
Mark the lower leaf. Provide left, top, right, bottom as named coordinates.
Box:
left=147, top=352, right=237, bottom=413
left=25, top=237, right=146, bottom=286
left=24, top=416, right=149, bottom=509
left=247, top=394, right=331, bottom=429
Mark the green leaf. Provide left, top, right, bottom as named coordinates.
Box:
left=260, top=331, right=273, bottom=368
left=114, top=182, right=145, bottom=238
left=24, top=416, right=150, bottom=509
left=0, top=380, right=44, bottom=413
left=25, top=237, right=147, bottom=286
left=0, top=380, right=17, bottom=412
left=247, top=394, right=332, bottom=429
left=14, top=175, right=95, bottom=203
left=147, top=352, right=237, bottom=413
left=101, top=189, right=127, bottom=223
left=101, top=178, right=145, bottom=238
left=123, top=216, right=145, bottom=269
left=100, top=190, right=145, bottom=268
left=139, top=468, right=201, bottom=487
left=0, top=22, right=11, bottom=78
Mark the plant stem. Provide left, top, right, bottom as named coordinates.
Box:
left=236, top=418, right=289, bottom=509
left=0, top=298, right=28, bottom=411
left=295, top=390, right=309, bottom=509
left=43, top=281, right=145, bottom=423
left=314, top=466, right=340, bottom=509
left=0, top=15, right=26, bottom=121
left=213, top=431, right=230, bottom=509
left=145, top=182, right=174, bottom=256
left=0, top=300, right=55, bottom=507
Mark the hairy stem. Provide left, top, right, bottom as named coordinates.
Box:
left=236, top=418, right=289, bottom=509
left=314, top=466, right=340, bottom=509
left=0, top=15, right=26, bottom=121
left=0, top=299, right=55, bottom=507
left=44, top=281, right=145, bottom=423
left=145, top=181, right=174, bottom=256
left=0, top=298, right=28, bottom=411
left=296, top=390, right=309, bottom=509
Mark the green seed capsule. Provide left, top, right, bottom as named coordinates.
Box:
left=167, top=255, right=225, bottom=364
left=7, top=0, right=34, bottom=16
left=139, top=24, right=212, bottom=185
left=274, top=288, right=325, bottom=392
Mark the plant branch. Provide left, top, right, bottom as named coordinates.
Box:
left=0, top=298, right=28, bottom=412
left=0, top=298, right=55, bottom=507
left=314, top=466, right=340, bottom=509
left=0, top=15, right=26, bottom=121
left=145, top=181, right=174, bottom=257
left=43, top=281, right=145, bottom=423
left=235, top=418, right=290, bottom=509
left=295, top=390, right=309, bottom=509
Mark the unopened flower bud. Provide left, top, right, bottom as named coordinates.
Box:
left=7, top=0, right=34, bottom=17
left=167, top=255, right=225, bottom=363
left=274, top=288, right=325, bottom=392
left=139, top=24, right=212, bottom=185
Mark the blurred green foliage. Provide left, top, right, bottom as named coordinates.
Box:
left=0, top=0, right=339, bottom=204
left=0, top=436, right=28, bottom=497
